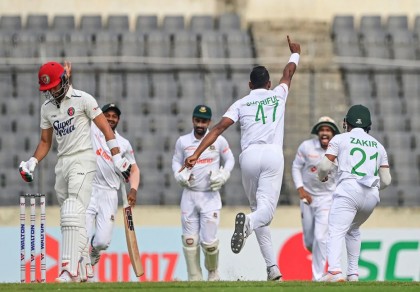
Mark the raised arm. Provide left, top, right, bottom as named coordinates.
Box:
left=279, top=35, right=301, bottom=89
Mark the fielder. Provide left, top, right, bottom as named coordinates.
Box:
left=292, top=116, right=340, bottom=281
left=317, top=105, right=391, bottom=282
left=19, top=61, right=131, bottom=283
left=172, top=105, right=235, bottom=281
left=182, top=36, right=301, bottom=281
left=86, top=103, right=140, bottom=271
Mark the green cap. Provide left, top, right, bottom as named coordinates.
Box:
left=192, top=105, right=212, bottom=120
left=345, top=104, right=371, bottom=128
left=102, top=103, right=121, bottom=116
left=311, top=116, right=340, bottom=135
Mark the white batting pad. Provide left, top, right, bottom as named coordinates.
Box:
left=201, top=239, right=219, bottom=271
left=60, top=197, right=88, bottom=277
left=182, top=235, right=202, bottom=281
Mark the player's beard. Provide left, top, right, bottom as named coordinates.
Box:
left=194, top=126, right=206, bottom=138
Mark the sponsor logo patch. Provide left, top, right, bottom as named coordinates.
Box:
left=186, top=238, right=194, bottom=245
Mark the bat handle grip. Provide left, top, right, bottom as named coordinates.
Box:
left=121, top=178, right=129, bottom=208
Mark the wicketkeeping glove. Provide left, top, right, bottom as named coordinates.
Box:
left=175, top=168, right=193, bottom=188
left=19, top=157, right=38, bottom=182
left=112, top=153, right=131, bottom=181
left=209, top=166, right=230, bottom=191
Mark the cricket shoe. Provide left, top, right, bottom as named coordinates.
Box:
left=347, top=274, right=359, bottom=282
left=208, top=270, right=220, bottom=281
left=319, top=271, right=346, bottom=282
left=90, top=247, right=101, bottom=266
left=231, top=213, right=250, bottom=254
left=267, top=265, right=282, bottom=281
left=55, top=271, right=80, bottom=283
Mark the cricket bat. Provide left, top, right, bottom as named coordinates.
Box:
left=121, top=180, right=144, bottom=277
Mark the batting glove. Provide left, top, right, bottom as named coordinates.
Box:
left=209, top=166, right=230, bottom=191
left=19, top=157, right=38, bottom=182
left=112, top=153, right=131, bottom=181
left=175, top=168, right=193, bottom=188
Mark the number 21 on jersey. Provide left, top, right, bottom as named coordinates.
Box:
left=350, top=147, right=379, bottom=177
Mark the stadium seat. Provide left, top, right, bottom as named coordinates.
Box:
left=98, top=72, right=124, bottom=100
left=146, top=31, right=171, bottom=70
left=80, top=15, right=103, bottom=32
left=360, top=29, right=390, bottom=59
left=64, top=31, right=92, bottom=67
left=162, top=15, right=185, bottom=32
left=51, top=15, right=75, bottom=32
left=200, top=30, right=226, bottom=71
left=225, top=31, right=253, bottom=70
left=372, top=73, right=400, bottom=98
left=331, top=15, right=354, bottom=38
left=26, top=14, right=49, bottom=31
left=0, top=73, right=13, bottom=97
left=380, top=185, right=401, bottom=206
left=190, top=15, right=214, bottom=31
left=360, top=15, right=383, bottom=31
left=218, top=12, right=241, bottom=31
left=43, top=31, right=65, bottom=58
left=386, top=15, right=408, bottom=32
left=389, top=30, right=416, bottom=60
left=400, top=185, right=420, bottom=206
left=107, top=15, right=129, bottom=32
left=71, top=70, right=96, bottom=97
left=125, top=72, right=150, bottom=100
left=0, top=15, right=22, bottom=31
left=15, top=72, right=39, bottom=98
left=173, top=31, right=199, bottom=69
left=91, top=31, right=119, bottom=69
left=223, top=184, right=248, bottom=206
left=135, top=15, right=158, bottom=32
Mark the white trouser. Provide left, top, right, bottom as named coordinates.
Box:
left=54, top=149, right=96, bottom=279
left=300, top=195, right=332, bottom=281
left=327, top=180, right=379, bottom=275
left=240, top=144, right=284, bottom=268
left=55, top=149, right=96, bottom=207
left=180, top=189, right=221, bottom=244
left=86, top=185, right=118, bottom=251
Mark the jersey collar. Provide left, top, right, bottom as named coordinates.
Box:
left=350, top=128, right=365, bottom=133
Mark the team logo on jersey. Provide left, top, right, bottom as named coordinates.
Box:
left=67, top=107, right=75, bottom=116
left=40, top=74, right=50, bottom=85
left=356, top=118, right=362, bottom=124
left=213, top=212, right=218, bottom=219
left=110, top=215, right=115, bottom=222
left=310, top=166, right=317, bottom=173
left=209, top=145, right=216, bottom=150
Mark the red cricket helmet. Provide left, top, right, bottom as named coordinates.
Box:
left=38, top=62, right=65, bottom=91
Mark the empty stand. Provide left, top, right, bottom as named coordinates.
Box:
left=107, top=15, right=129, bottom=32
left=331, top=15, right=354, bottom=38
left=80, top=15, right=103, bottom=32
left=190, top=15, right=214, bottom=31
left=135, top=15, right=158, bottom=32
left=0, top=15, right=22, bottom=31
left=26, top=14, right=49, bottom=31
left=218, top=12, right=241, bottom=31
left=52, top=15, right=75, bottom=32
left=162, top=15, right=185, bottom=32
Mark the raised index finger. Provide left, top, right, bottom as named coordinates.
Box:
left=287, top=35, right=291, bottom=45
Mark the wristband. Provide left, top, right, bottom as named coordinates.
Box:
left=289, top=53, right=300, bottom=66
left=106, top=139, right=119, bottom=150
